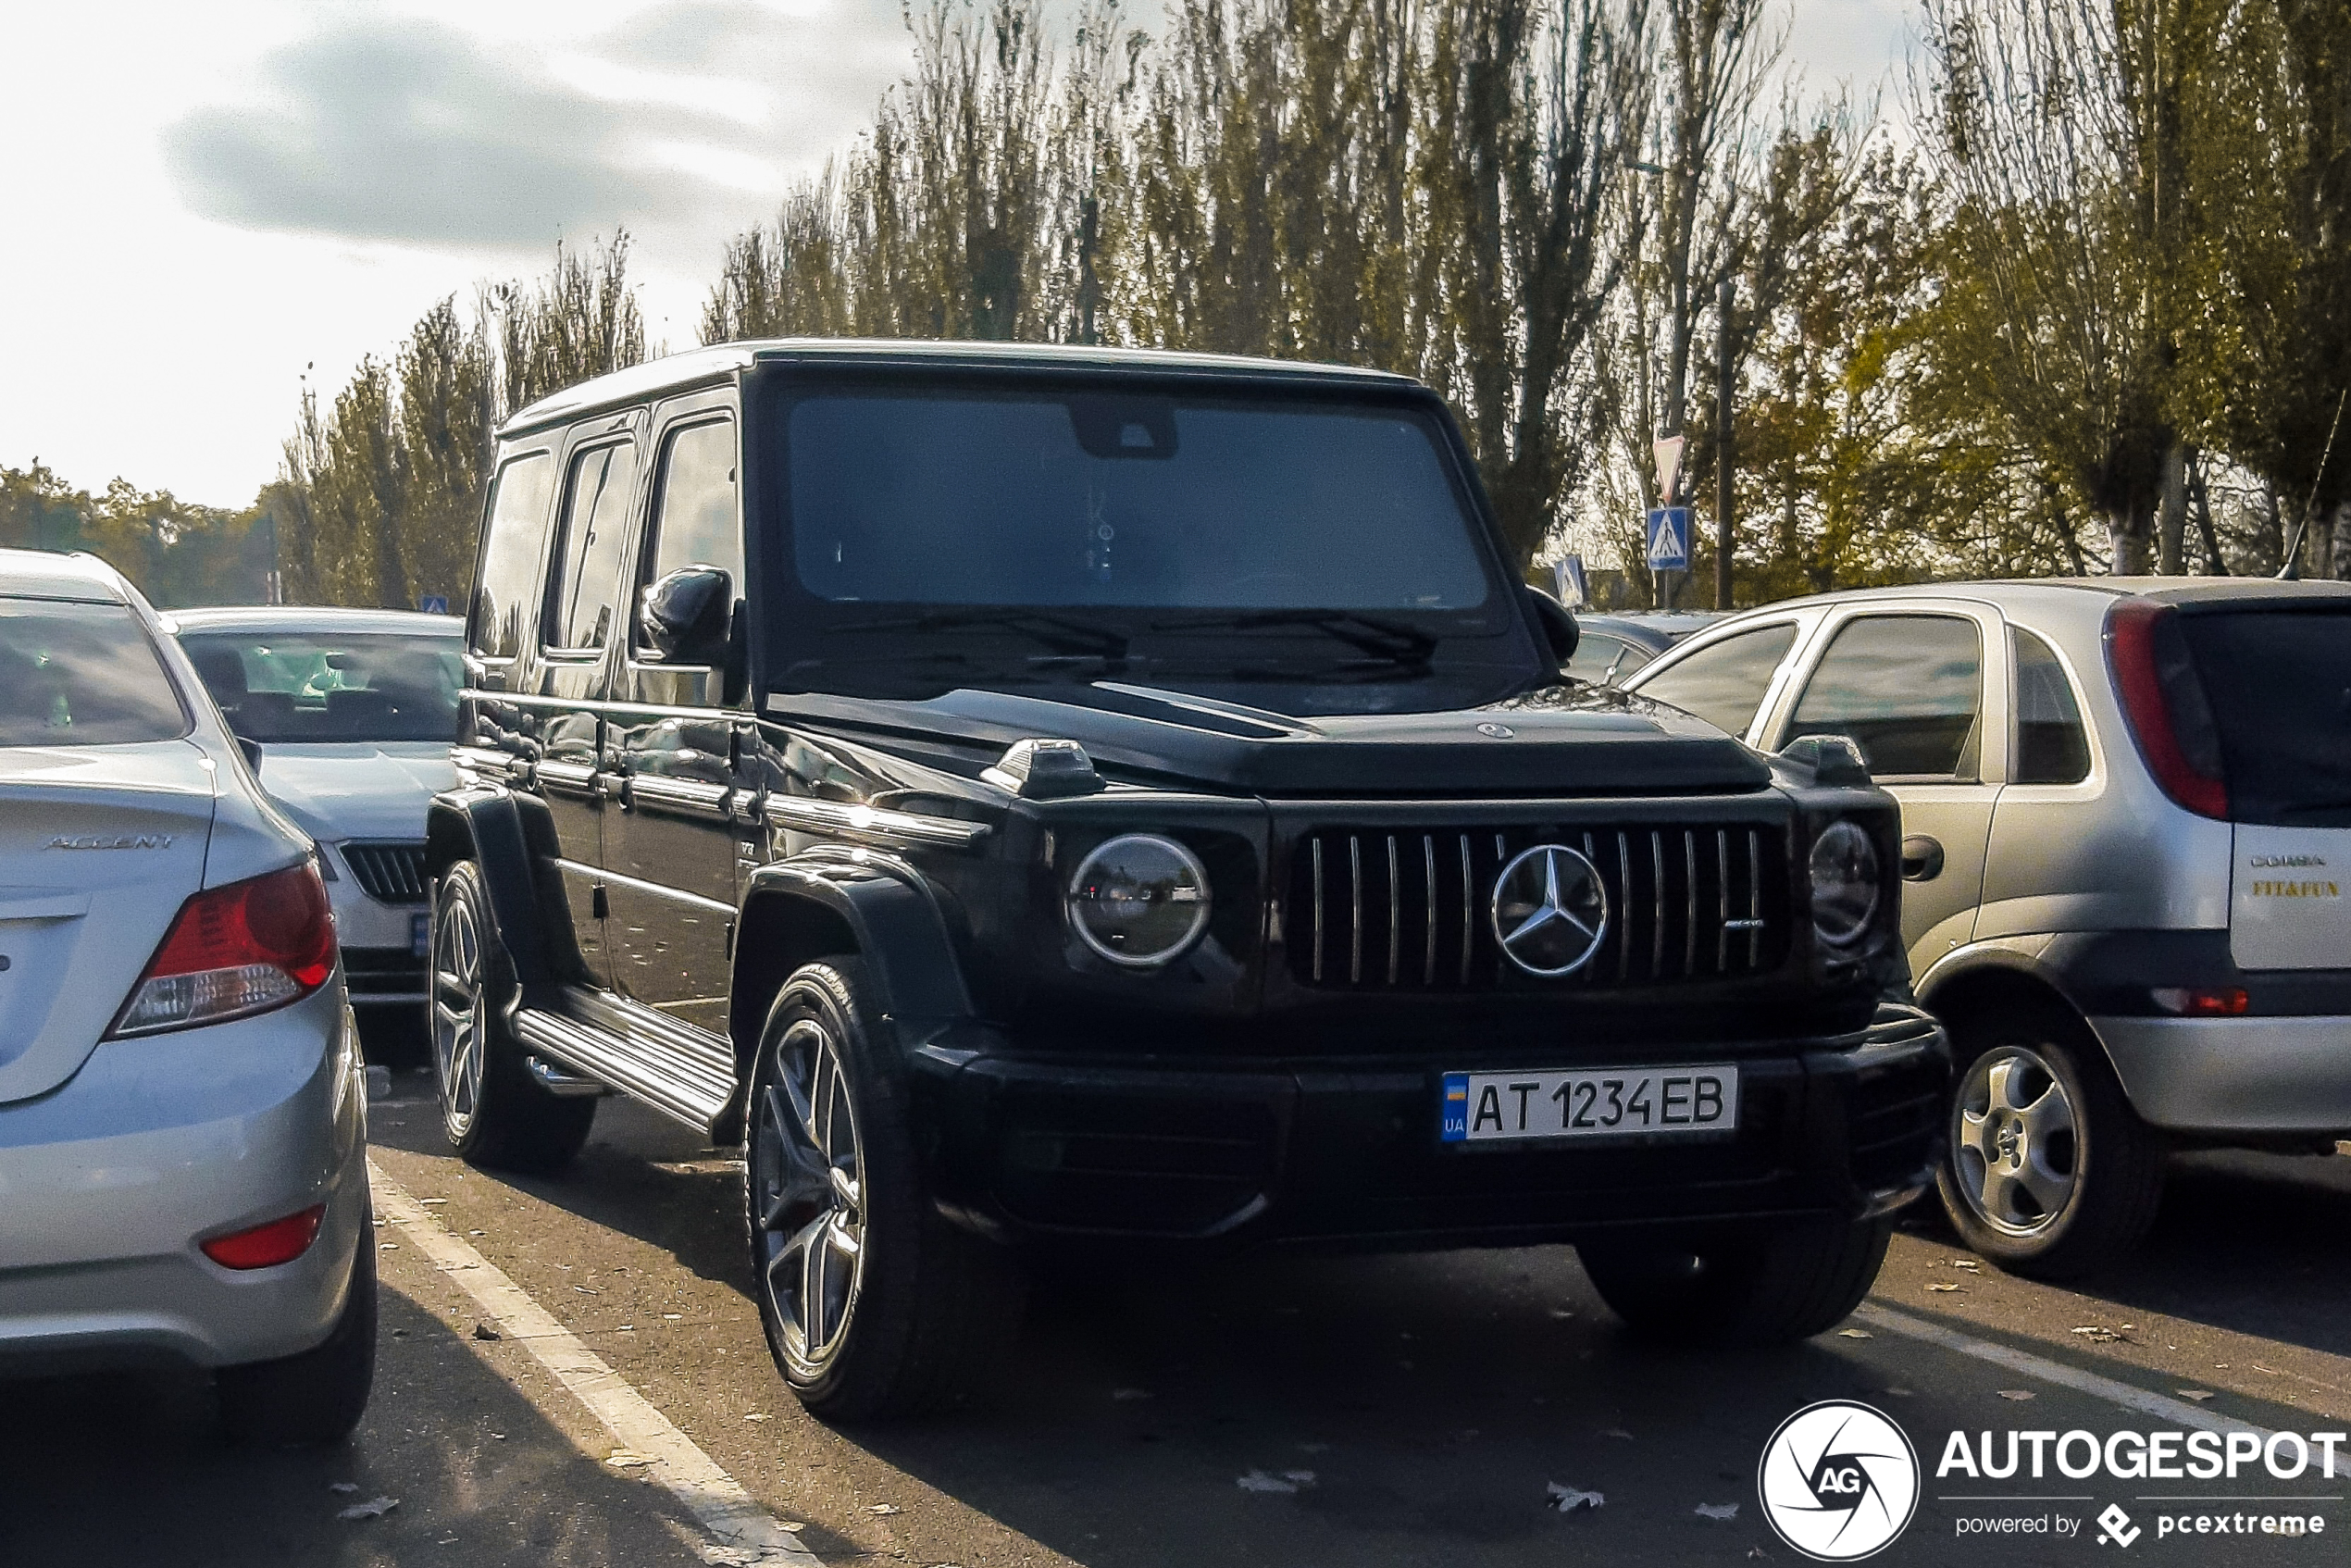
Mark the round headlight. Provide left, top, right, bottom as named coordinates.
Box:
left=1067, top=835, right=1212, bottom=967
left=1809, top=821, right=1881, bottom=947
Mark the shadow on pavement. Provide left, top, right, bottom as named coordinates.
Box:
left=0, top=1275, right=705, bottom=1568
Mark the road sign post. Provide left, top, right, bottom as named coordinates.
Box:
left=1646, top=506, right=1690, bottom=577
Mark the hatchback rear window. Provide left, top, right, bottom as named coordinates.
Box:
left=2179, top=607, right=2351, bottom=828
left=0, top=599, right=188, bottom=746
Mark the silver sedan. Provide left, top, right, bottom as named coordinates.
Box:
left=0, top=550, right=374, bottom=1443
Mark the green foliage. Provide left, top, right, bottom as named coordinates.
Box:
left=0, top=462, right=273, bottom=607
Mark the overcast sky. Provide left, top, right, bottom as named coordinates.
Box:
left=3, top=0, right=1915, bottom=507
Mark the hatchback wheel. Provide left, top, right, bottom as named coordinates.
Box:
left=744, top=959, right=1024, bottom=1421
left=1934, top=1011, right=2164, bottom=1278
left=430, top=862, right=596, bottom=1173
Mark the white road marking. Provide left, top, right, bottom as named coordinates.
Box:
left=1856, top=1302, right=2344, bottom=1477
left=370, top=1160, right=822, bottom=1566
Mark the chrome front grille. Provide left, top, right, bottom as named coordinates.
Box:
left=342, top=841, right=429, bottom=904
left=1286, top=823, right=1786, bottom=990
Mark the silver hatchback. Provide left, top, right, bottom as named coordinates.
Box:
left=1627, top=579, right=2351, bottom=1276
left=0, top=552, right=375, bottom=1441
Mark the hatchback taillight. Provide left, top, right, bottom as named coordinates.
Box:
left=108, top=863, right=337, bottom=1038
left=2106, top=600, right=2229, bottom=820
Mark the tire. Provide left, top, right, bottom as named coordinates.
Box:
left=430, top=861, right=596, bottom=1174
left=218, top=1200, right=379, bottom=1446
left=742, top=958, right=1026, bottom=1422
left=1579, top=1216, right=1893, bottom=1346
left=1934, top=1007, right=2165, bottom=1279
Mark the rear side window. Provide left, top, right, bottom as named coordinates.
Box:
left=1638, top=623, right=1797, bottom=738
left=1785, top=615, right=1983, bottom=779
left=643, top=418, right=741, bottom=590
left=545, top=441, right=640, bottom=652
left=2012, top=628, right=2090, bottom=785
left=468, top=454, right=555, bottom=659
left=2180, top=607, right=2351, bottom=828
left=0, top=600, right=187, bottom=746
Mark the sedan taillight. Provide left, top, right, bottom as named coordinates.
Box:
left=108, top=863, right=337, bottom=1038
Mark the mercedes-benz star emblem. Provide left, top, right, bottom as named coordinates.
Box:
left=1491, top=844, right=1610, bottom=977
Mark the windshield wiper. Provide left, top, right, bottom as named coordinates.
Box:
left=1148, top=610, right=1437, bottom=667
left=828, top=609, right=1129, bottom=662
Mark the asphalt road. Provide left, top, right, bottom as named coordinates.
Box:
left=10, top=1066, right=2351, bottom=1568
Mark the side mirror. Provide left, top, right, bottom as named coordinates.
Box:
left=1524, top=585, right=1579, bottom=666
left=637, top=566, right=733, bottom=667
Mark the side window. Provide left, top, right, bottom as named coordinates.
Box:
left=1637, top=623, right=1798, bottom=738
left=467, top=453, right=555, bottom=659
left=1563, top=633, right=1631, bottom=685
left=544, top=440, right=640, bottom=653
left=2012, top=627, right=2091, bottom=785
left=1786, top=615, right=1984, bottom=779
left=641, top=418, right=742, bottom=591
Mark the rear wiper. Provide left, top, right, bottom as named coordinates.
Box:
left=1148, top=610, right=1437, bottom=666
left=829, top=609, right=1128, bottom=662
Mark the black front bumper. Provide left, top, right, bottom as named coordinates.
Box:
left=908, top=1002, right=1947, bottom=1251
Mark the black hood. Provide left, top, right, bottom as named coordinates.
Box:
left=765, top=680, right=1770, bottom=797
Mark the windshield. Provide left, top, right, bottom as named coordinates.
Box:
left=765, top=381, right=1537, bottom=709
left=0, top=599, right=189, bottom=746
left=180, top=629, right=462, bottom=745
left=787, top=389, right=1494, bottom=611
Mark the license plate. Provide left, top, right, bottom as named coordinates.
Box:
left=412, top=913, right=431, bottom=958
left=1440, top=1065, right=1739, bottom=1142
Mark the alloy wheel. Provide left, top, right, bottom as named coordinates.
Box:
left=431, top=893, right=486, bottom=1137
left=1952, top=1045, right=2079, bottom=1236
left=753, top=1016, right=868, bottom=1379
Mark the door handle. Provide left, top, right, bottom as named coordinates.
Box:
left=1901, top=834, right=1945, bottom=882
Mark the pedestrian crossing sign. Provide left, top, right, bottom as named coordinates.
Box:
left=1646, top=507, right=1690, bottom=571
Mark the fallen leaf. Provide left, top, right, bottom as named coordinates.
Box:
left=1926, top=1283, right=1962, bottom=1293
left=1546, top=1482, right=1604, bottom=1513
left=1949, top=1259, right=1981, bottom=1270
left=665, top=1313, right=683, bottom=1320
left=1836, top=1328, right=1872, bottom=1339
left=1237, top=1470, right=1300, bottom=1495
left=1997, top=1389, right=2035, bottom=1401
left=2071, top=1325, right=2123, bottom=1343
left=338, top=1496, right=400, bottom=1521
left=743, top=1412, right=772, bottom=1422
left=418, top=1197, right=448, bottom=1205
left=866, top=1503, right=902, bottom=1515
left=468, top=1228, right=485, bottom=1237
left=1696, top=1501, right=1740, bottom=1521
left=472, top=1322, right=502, bottom=1342
left=606, top=1450, right=656, bottom=1470
left=2177, top=1389, right=2216, bottom=1401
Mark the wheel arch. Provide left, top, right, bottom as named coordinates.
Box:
left=728, top=856, right=976, bottom=1116
left=1917, top=945, right=2107, bottom=1064
left=425, top=788, right=559, bottom=986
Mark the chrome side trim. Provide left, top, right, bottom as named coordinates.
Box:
left=535, top=760, right=598, bottom=795
left=525, top=1054, right=608, bottom=1097
left=625, top=775, right=731, bottom=817
left=764, top=796, right=989, bottom=851
left=453, top=745, right=514, bottom=780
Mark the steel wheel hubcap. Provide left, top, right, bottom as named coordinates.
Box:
left=431, top=894, right=486, bottom=1137
left=1953, top=1046, right=2078, bottom=1236
left=753, top=1017, right=866, bottom=1377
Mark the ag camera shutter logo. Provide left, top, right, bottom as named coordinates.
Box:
left=1759, top=1400, right=1921, bottom=1561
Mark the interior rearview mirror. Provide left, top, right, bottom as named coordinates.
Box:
left=637, top=566, right=734, bottom=666
left=1524, top=585, right=1579, bottom=666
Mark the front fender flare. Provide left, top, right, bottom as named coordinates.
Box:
left=735, top=853, right=975, bottom=1027
left=424, top=786, right=566, bottom=987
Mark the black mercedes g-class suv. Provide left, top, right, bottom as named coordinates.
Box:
left=427, top=341, right=1946, bottom=1419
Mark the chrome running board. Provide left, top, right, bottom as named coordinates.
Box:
left=513, top=990, right=736, bottom=1133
